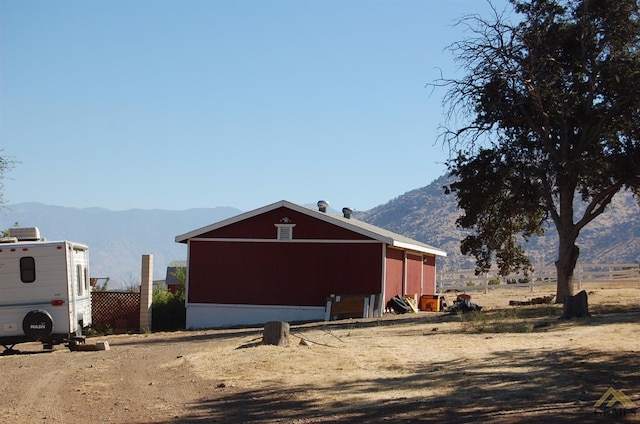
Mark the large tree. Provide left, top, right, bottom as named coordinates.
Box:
left=438, top=0, right=640, bottom=303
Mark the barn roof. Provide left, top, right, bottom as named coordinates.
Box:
left=175, top=200, right=446, bottom=257
left=165, top=260, right=187, bottom=285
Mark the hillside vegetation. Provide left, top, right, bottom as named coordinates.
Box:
left=357, top=176, right=640, bottom=270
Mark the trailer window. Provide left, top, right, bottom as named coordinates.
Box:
left=76, top=264, right=83, bottom=295
left=20, top=257, right=36, bottom=283
left=84, top=267, right=90, bottom=292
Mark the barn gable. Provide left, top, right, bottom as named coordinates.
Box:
left=176, top=200, right=447, bottom=257
left=177, top=206, right=373, bottom=241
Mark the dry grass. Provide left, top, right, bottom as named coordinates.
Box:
left=176, top=283, right=640, bottom=422
left=1, top=283, right=639, bottom=423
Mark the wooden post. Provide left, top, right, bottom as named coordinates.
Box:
left=262, top=321, right=290, bottom=346
left=530, top=270, right=534, bottom=293
left=577, top=264, right=582, bottom=291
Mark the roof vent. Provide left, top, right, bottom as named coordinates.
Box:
left=317, top=200, right=329, bottom=213
left=8, top=227, right=41, bottom=241
left=342, top=207, right=353, bottom=219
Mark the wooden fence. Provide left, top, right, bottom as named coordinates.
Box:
left=437, top=263, right=640, bottom=294
left=91, top=291, right=141, bottom=333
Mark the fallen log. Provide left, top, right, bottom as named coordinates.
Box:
left=509, top=295, right=555, bottom=307
left=509, top=300, right=531, bottom=306
left=69, top=341, right=111, bottom=351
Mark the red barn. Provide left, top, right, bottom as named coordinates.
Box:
left=175, top=200, right=446, bottom=328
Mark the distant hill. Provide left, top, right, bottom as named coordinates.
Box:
left=0, top=203, right=240, bottom=288
left=357, top=175, right=640, bottom=270
left=3, top=178, right=638, bottom=287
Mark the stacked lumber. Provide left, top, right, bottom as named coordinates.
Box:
left=324, top=294, right=382, bottom=321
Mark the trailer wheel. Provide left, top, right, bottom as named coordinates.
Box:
left=22, top=310, right=54, bottom=339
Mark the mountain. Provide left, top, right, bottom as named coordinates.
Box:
left=357, top=175, right=640, bottom=270
left=0, top=203, right=240, bottom=288
left=3, top=178, right=639, bottom=286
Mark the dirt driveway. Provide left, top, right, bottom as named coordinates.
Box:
left=1, top=284, right=639, bottom=423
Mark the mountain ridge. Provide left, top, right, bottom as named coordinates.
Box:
left=2, top=178, right=638, bottom=287
left=357, top=176, right=640, bottom=269
left=0, top=203, right=241, bottom=288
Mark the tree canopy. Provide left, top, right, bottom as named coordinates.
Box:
left=438, top=0, right=640, bottom=302
left=0, top=151, right=16, bottom=209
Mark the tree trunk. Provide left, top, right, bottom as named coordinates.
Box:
left=555, top=242, right=580, bottom=304
left=559, top=290, right=590, bottom=320
left=262, top=321, right=290, bottom=346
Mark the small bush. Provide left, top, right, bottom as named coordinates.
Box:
left=152, top=287, right=186, bottom=331
left=507, top=278, right=531, bottom=285
left=488, top=278, right=501, bottom=285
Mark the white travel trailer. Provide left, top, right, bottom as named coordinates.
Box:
left=0, top=227, right=91, bottom=352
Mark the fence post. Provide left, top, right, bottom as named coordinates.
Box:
left=530, top=269, right=534, bottom=293
left=140, top=254, right=153, bottom=333
left=577, top=263, right=582, bottom=292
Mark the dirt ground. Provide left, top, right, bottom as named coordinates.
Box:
left=1, top=283, right=639, bottom=423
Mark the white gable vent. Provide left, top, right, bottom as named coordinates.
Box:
left=275, top=224, right=296, bottom=240
left=8, top=227, right=42, bottom=241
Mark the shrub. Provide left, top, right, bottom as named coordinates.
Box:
left=506, top=277, right=531, bottom=285
left=152, top=287, right=186, bottom=331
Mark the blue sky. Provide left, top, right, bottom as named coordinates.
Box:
left=1, top=0, right=509, bottom=212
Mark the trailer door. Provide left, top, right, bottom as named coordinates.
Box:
left=70, top=244, right=91, bottom=328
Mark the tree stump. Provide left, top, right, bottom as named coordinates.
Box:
left=559, top=290, right=590, bottom=320
left=262, top=321, right=290, bottom=346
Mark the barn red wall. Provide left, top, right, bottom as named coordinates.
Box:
left=422, top=255, right=436, bottom=296
left=405, top=254, right=423, bottom=297
left=385, top=248, right=404, bottom=302
left=197, top=207, right=372, bottom=240
left=188, top=240, right=383, bottom=306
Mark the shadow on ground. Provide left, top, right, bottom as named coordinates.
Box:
left=135, top=304, right=639, bottom=423
left=146, top=347, right=638, bottom=423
